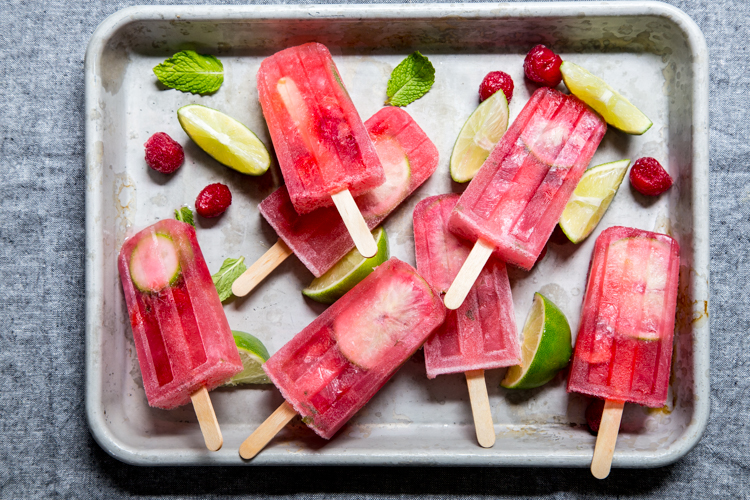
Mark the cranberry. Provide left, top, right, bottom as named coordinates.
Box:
left=195, top=183, right=232, bottom=218
left=479, top=71, right=514, bottom=103
left=144, top=132, right=184, bottom=174
left=523, top=45, right=563, bottom=87
left=585, top=398, right=606, bottom=434
left=630, top=157, right=673, bottom=196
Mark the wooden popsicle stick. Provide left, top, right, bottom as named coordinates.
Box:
left=331, top=189, right=377, bottom=258
left=444, top=239, right=494, bottom=310
left=465, top=369, right=496, bottom=448
left=231, top=239, right=293, bottom=297
left=239, top=401, right=298, bottom=460
left=190, top=386, right=223, bottom=451
left=590, top=400, right=625, bottom=479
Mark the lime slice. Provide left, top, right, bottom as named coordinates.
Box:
left=501, top=293, right=572, bottom=390
left=560, top=61, right=652, bottom=135
left=225, top=331, right=271, bottom=386
left=129, top=233, right=180, bottom=292
left=450, top=89, right=509, bottom=183
left=302, top=227, right=389, bottom=304
left=177, top=104, right=271, bottom=175
left=559, top=159, right=630, bottom=244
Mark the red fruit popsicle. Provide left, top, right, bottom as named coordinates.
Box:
left=567, top=226, right=680, bottom=478
left=118, top=220, right=243, bottom=450
left=414, top=194, right=521, bottom=448
left=257, top=42, right=385, bottom=257
left=239, top=258, right=446, bottom=459
left=232, top=107, right=438, bottom=297
left=445, top=87, right=606, bottom=310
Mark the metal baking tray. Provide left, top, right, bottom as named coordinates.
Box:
left=85, top=2, right=709, bottom=466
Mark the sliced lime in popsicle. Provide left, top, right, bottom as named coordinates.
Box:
left=560, top=61, right=652, bottom=135
left=224, top=331, right=272, bottom=385
left=559, top=159, right=631, bottom=244
left=177, top=104, right=271, bottom=175
left=302, top=227, right=389, bottom=304
left=129, top=233, right=180, bottom=292
left=450, top=89, right=509, bottom=183
left=501, top=293, right=572, bottom=390
left=356, top=136, right=410, bottom=217
left=333, top=267, right=434, bottom=370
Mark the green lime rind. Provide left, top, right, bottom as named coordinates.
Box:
left=177, top=104, right=271, bottom=176
left=559, top=159, right=631, bottom=244
left=302, top=227, right=389, bottom=304
left=560, top=61, right=652, bottom=135
left=501, top=293, right=573, bottom=390
left=225, top=330, right=271, bottom=386
left=450, top=89, right=509, bottom=183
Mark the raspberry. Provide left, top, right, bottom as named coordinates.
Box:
left=144, top=132, right=184, bottom=174
left=195, top=183, right=232, bottom=218
left=630, top=157, right=673, bottom=196
left=479, top=71, right=514, bottom=103
left=585, top=398, right=605, bottom=434
left=523, top=45, right=563, bottom=87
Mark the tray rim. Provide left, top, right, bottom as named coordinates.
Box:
left=84, top=1, right=710, bottom=467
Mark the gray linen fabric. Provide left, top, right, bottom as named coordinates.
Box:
left=0, top=0, right=746, bottom=498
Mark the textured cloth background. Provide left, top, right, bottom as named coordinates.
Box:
left=0, top=0, right=745, bottom=498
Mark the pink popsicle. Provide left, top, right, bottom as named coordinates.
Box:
left=568, top=226, right=680, bottom=406
left=414, top=194, right=520, bottom=378
left=566, top=226, right=680, bottom=478
left=239, top=258, right=446, bottom=458
left=232, top=107, right=438, bottom=297
left=118, top=220, right=243, bottom=450
left=414, top=194, right=520, bottom=447
left=445, top=88, right=606, bottom=310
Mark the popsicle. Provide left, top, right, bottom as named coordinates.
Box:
left=232, top=106, right=439, bottom=297
left=239, top=258, right=446, bottom=458
left=566, top=226, right=680, bottom=478
left=445, top=87, right=607, bottom=310
left=414, top=194, right=521, bottom=448
left=118, top=219, right=243, bottom=451
left=257, top=42, right=385, bottom=257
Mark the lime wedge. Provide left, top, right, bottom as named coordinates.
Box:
left=177, top=104, right=271, bottom=175
left=559, top=159, right=630, bottom=244
left=302, top=227, right=389, bottom=304
left=225, top=331, right=271, bottom=386
left=560, top=61, right=652, bottom=135
left=450, top=89, right=509, bottom=183
left=501, top=293, right=572, bottom=390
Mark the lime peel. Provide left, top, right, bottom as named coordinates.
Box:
left=560, top=61, right=652, bottom=135
left=225, top=331, right=272, bottom=386
left=302, top=227, right=389, bottom=304
left=559, top=159, right=630, bottom=244
left=177, top=104, right=271, bottom=175
left=450, top=89, right=509, bottom=183
left=501, top=293, right=572, bottom=390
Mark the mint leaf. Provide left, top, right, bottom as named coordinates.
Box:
left=385, top=52, right=435, bottom=107
left=153, top=50, right=224, bottom=95
left=174, top=206, right=195, bottom=227
left=212, top=257, right=247, bottom=301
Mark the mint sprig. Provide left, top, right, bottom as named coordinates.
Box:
left=385, top=52, right=435, bottom=107
left=174, top=206, right=195, bottom=227
left=153, top=50, right=224, bottom=95
left=212, top=257, right=247, bottom=301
